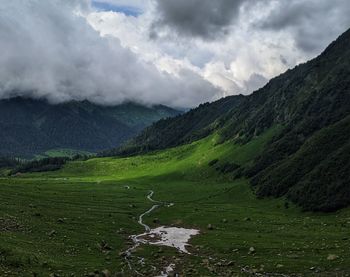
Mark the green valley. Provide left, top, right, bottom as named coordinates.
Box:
left=1, top=129, right=350, bottom=276
left=1, top=6, right=350, bottom=277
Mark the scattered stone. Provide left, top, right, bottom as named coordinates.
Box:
left=222, top=219, right=228, bottom=223
left=327, top=254, right=339, bottom=261
left=244, top=217, right=251, bottom=222
left=0, top=217, right=23, bottom=232
left=248, top=247, right=256, bottom=254
left=101, top=270, right=110, bottom=277
left=48, top=230, right=56, bottom=237
left=207, top=224, right=214, bottom=230
left=117, top=228, right=125, bottom=234
left=98, top=241, right=112, bottom=252
left=153, top=218, right=160, bottom=224
left=57, top=218, right=65, bottom=223
left=276, top=264, right=284, bottom=268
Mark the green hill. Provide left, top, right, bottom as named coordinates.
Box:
left=106, top=28, right=350, bottom=212
left=0, top=97, right=180, bottom=158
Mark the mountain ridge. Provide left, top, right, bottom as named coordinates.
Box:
left=106, top=28, right=350, bottom=212
left=0, top=97, right=180, bottom=158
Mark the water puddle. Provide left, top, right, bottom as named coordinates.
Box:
left=136, top=226, right=199, bottom=254
left=123, top=190, right=200, bottom=276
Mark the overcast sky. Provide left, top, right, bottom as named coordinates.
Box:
left=0, top=0, right=349, bottom=108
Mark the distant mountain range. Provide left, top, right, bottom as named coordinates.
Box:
left=0, top=97, right=180, bottom=158
left=107, top=28, right=350, bottom=212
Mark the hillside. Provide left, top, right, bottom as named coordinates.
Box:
left=2, top=132, right=350, bottom=276
left=0, top=97, right=179, bottom=158
left=107, top=28, right=350, bottom=211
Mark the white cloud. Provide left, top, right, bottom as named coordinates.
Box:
left=86, top=1, right=309, bottom=97
left=0, top=0, right=218, bottom=108
left=0, top=0, right=349, bottom=108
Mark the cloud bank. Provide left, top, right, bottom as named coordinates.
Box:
left=1, top=0, right=350, bottom=108
left=0, top=0, right=218, bottom=107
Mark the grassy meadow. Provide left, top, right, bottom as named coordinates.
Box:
left=1, top=129, right=350, bottom=276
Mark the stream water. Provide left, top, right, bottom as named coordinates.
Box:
left=123, top=190, right=199, bottom=276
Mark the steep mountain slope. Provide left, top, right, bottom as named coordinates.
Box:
left=0, top=97, right=179, bottom=158
left=105, top=95, right=244, bottom=156
left=108, top=28, right=350, bottom=211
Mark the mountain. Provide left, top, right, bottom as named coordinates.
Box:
left=106, top=28, right=350, bottom=212
left=0, top=97, right=180, bottom=158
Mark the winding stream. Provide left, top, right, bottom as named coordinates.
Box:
left=123, top=190, right=199, bottom=276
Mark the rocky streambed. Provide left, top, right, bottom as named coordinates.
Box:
left=123, top=190, right=199, bottom=276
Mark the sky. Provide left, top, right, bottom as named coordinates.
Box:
left=0, top=0, right=349, bottom=108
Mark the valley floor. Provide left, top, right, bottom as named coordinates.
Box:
left=1, top=133, right=350, bottom=276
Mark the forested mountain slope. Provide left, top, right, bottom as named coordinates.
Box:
left=108, top=28, right=350, bottom=211
left=0, top=97, right=179, bottom=158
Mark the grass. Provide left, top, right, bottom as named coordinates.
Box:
left=1, top=128, right=350, bottom=276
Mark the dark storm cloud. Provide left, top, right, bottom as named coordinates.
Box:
left=152, top=0, right=350, bottom=53
left=152, top=0, right=245, bottom=40
left=257, top=0, right=350, bottom=53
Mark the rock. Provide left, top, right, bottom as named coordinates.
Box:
left=276, top=264, right=284, bottom=268
left=57, top=218, right=64, bottom=223
left=98, top=241, right=112, bottom=252
left=248, top=247, right=256, bottom=254
left=153, top=218, right=160, bottom=223
left=101, top=269, right=110, bottom=277
left=327, top=254, right=339, bottom=261
left=48, top=230, right=56, bottom=237
left=222, top=219, right=228, bottom=223
left=117, top=228, right=125, bottom=234
left=244, top=217, right=251, bottom=221
left=207, top=224, right=214, bottom=230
